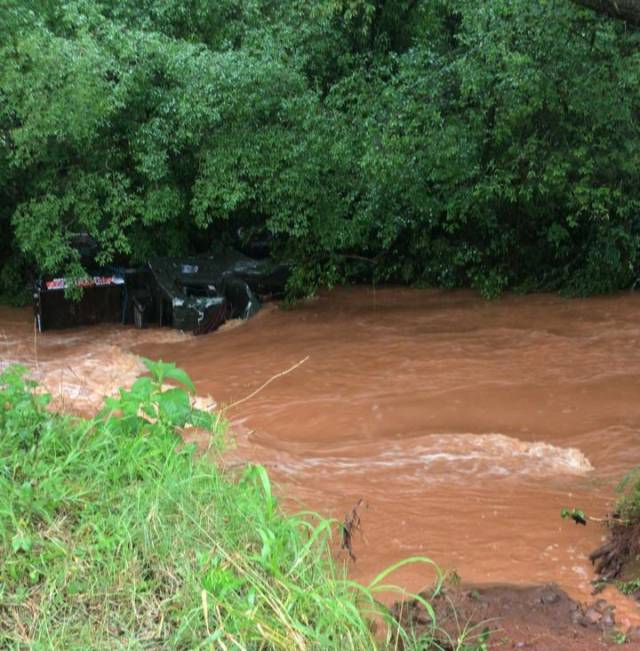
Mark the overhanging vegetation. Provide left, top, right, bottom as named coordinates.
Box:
left=1, top=1, right=639, bottom=301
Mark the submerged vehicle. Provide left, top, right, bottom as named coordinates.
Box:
left=34, top=250, right=288, bottom=335
left=34, top=273, right=128, bottom=332
left=143, top=251, right=288, bottom=334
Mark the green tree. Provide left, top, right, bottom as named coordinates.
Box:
left=1, top=0, right=639, bottom=299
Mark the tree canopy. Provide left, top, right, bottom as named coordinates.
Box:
left=1, top=0, right=639, bottom=301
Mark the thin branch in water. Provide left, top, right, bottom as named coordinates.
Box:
left=224, top=356, right=309, bottom=412
left=341, top=498, right=365, bottom=561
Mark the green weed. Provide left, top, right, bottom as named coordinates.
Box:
left=615, top=579, right=640, bottom=596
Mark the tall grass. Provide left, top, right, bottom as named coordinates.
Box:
left=0, top=360, right=478, bottom=649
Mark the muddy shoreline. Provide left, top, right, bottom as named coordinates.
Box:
left=394, top=582, right=638, bottom=649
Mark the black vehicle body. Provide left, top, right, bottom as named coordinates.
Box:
left=34, top=250, right=288, bottom=335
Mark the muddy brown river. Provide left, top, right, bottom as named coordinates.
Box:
left=2, top=288, right=640, bottom=622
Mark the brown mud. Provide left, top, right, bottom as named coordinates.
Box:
left=395, top=583, right=638, bottom=649
left=3, top=287, right=640, bottom=641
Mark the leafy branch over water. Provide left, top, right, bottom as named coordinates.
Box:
left=561, top=507, right=587, bottom=526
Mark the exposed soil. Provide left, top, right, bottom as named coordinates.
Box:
left=394, top=583, right=640, bottom=649
left=591, top=519, right=640, bottom=585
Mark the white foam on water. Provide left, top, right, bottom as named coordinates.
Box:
left=271, top=432, right=593, bottom=481
left=1, top=324, right=195, bottom=412
left=3, top=340, right=219, bottom=415
left=1, top=346, right=143, bottom=412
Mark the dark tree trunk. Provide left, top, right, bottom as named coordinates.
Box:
left=572, top=0, right=640, bottom=26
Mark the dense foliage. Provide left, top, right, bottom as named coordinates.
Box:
left=1, top=361, right=471, bottom=649
left=1, top=0, right=639, bottom=298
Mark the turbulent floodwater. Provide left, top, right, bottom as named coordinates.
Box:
left=2, top=288, right=640, bottom=620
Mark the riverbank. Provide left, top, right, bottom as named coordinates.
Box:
left=395, top=582, right=637, bottom=650
left=2, top=363, right=633, bottom=649
left=3, top=359, right=635, bottom=650
left=1, top=362, right=440, bottom=649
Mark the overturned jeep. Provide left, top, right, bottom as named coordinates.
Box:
left=34, top=250, right=288, bottom=335
left=142, top=252, right=288, bottom=334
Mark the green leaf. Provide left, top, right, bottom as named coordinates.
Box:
left=156, top=387, right=191, bottom=426
left=12, top=534, right=32, bottom=554
left=560, top=507, right=587, bottom=525
left=163, top=367, right=196, bottom=394
left=142, top=358, right=196, bottom=393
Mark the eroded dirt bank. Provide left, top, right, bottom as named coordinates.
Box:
left=3, top=288, right=640, bottom=637
left=395, top=583, right=638, bottom=649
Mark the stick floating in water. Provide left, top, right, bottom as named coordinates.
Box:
left=224, top=356, right=310, bottom=412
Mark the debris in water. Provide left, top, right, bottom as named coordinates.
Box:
left=561, top=507, right=588, bottom=526
left=341, top=498, right=365, bottom=561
